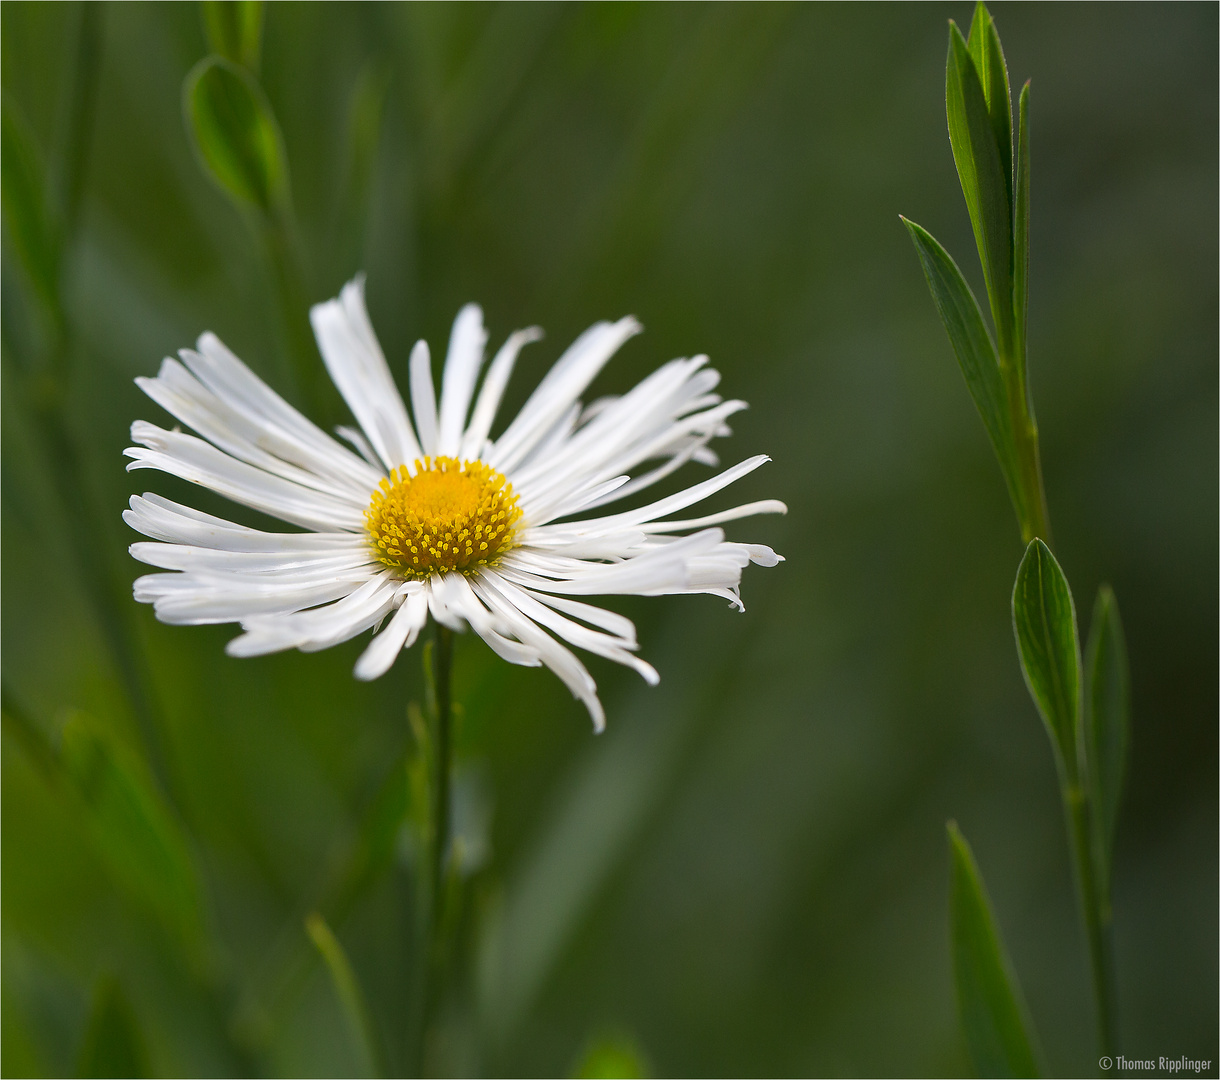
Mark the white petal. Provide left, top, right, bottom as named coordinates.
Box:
left=436, top=304, right=487, bottom=457
left=309, top=277, right=421, bottom=469
left=410, top=340, right=439, bottom=457
left=459, top=328, right=542, bottom=460
left=354, top=584, right=428, bottom=680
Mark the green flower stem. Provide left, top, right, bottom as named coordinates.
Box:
left=1003, top=358, right=1051, bottom=548
left=1062, top=779, right=1119, bottom=1064
left=415, top=625, right=454, bottom=1075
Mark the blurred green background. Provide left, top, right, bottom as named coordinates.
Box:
left=2, top=2, right=1216, bottom=1076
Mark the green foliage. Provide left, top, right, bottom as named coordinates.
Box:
left=59, top=713, right=211, bottom=971
left=1011, top=539, right=1081, bottom=772
left=1, top=98, right=60, bottom=316
left=1012, top=81, right=1031, bottom=395
left=1083, top=587, right=1130, bottom=882
left=947, top=823, right=1041, bottom=1078
left=304, top=913, right=381, bottom=1077
left=77, top=977, right=150, bottom=1079
left=183, top=56, right=288, bottom=217
left=946, top=17, right=1013, bottom=359
left=201, top=1, right=264, bottom=72
left=571, top=1030, right=650, bottom=1079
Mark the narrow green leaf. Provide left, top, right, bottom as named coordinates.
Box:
left=183, top=56, right=288, bottom=216
left=77, top=976, right=150, bottom=1079
left=966, top=3, right=1013, bottom=203
left=1, top=99, right=61, bottom=315
left=901, top=217, right=1022, bottom=516
left=946, top=20, right=1014, bottom=358
left=1012, top=539, right=1081, bottom=770
left=201, top=1, right=264, bottom=72
left=1083, top=585, right=1130, bottom=877
left=304, top=913, right=382, bottom=1078
left=1012, top=81, right=1031, bottom=396
left=948, top=823, right=1041, bottom=1079
left=60, top=713, right=210, bottom=967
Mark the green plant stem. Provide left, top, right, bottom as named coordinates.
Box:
left=416, top=625, right=454, bottom=1075
left=1000, top=350, right=1051, bottom=548
left=1061, top=777, right=1119, bottom=1064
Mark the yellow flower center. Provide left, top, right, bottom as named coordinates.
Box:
left=365, top=456, right=521, bottom=577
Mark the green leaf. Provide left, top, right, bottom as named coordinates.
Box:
left=901, top=217, right=1022, bottom=516
left=201, top=1, right=264, bottom=72
left=966, top=3, right=1013, bottom=204
left=1, top=99, right=62, bottom=315
left=948, top=823, right=1041, bottom=1079
left=1012, top=81, right=1031, bottom=397
left=946, top=20, right=1014, bottom=358
left=1011, top=539, right=1081, bottom=771
left=1083, top=585, right=1130, bottom=878
left=77, top=976, right=151, bottom=1078
left=304, top=913, right=382, bottom=1077
left=60, top=713, right=210, bottom=968
left=183, top=56, right=288, bottom=216
left=571, top=1030, right=650, bottom=1079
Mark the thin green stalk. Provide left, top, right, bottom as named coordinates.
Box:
left=414, top=625, right=454, bottom=1076
left=1002, top=354, right=1051, bottom=548
left=1061, top=779, right=1119, bottom=1064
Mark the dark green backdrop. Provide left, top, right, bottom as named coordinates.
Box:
left=3, top=3, right=1216, bottom=1076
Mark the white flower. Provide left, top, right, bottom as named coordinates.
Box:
left=124, top=278, right=784, bottom=730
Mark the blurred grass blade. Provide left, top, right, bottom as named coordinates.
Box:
left=966, top=2, right=1013, bottom=203
left=1013, top=81, right=1031, bottom=391
left=77, top=976, right=151, bottom=1078
left=329, top=751, right=411, bottom=917
left=304, top=913, right=382, bottom=1077
left=1, top=99, right=62, bottom=316
left=946, top=20, right=1014, bottom=357
left=60, top=713, right=210, bottom=969
left=1012, top=539, right=1081, bottom=770
left=572, top=1029, right=650, bottom=1079
left=183, top=56, right=288, bottom=216
left=1083, top=585, right=1130, bottom=876
left=333, top=61, right=391, bottom=273
left=901, top=217, right=1021, bottom=516
left=201, top=1, right=264, bottom=72
left=948, top=823, right=1041, bottom=1079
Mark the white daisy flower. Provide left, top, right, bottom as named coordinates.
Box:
left=124, top=278, right=784, bottom=730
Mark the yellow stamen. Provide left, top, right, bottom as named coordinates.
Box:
left=365, top=456, right=521, bottom=578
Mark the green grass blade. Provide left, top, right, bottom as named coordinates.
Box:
left=946, top=20, right=1014, bottom=358
left=201, top=1, right=264, bottom=72
left=901, top=217, right=1022, bottom=517
left=60, top=713, right=211, bottom=971
left=305, top=912, right=383, bottom=1077
left=948, top=823, right=1041, bottom=1078
left=183, top=56, right=288, bottom=217
left=1, top=99, right=61, bottom=316
left=77, top=976, right=151, bottom=1078
left=1083, top=586, right=1130, bottom=878
left=966, top=3, right=1013, bottom=204
left=1013, top=81, right=1031, bottom=396
left=1011, top=539, right=1081, bottom=770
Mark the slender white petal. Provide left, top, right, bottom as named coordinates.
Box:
left=410, top=340, right=439, bottom=456
left=459, top=328, right=542, bottom=460
left=355, top=584, right=428, bottom=680
left=437, top=304, right=488, bottom=457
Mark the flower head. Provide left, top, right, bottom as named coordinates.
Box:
left=125, top=278, right=784, bottom=730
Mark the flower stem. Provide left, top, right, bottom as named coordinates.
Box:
left=415, top=625, right=453, bottom=1075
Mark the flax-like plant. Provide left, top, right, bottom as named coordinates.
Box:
left=902, top=4, right=1130, bottom=1074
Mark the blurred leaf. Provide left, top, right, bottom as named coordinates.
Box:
left=59, top=713, right=211, bottom=969
left=1, top=98, right=62, bottom=316
left=948, top=823, right=1041, bottom=1079
left=1011, top=539, right=1081, bottom=770
left=901, top=217, right=1021, bottom=517
left=183, top=56, right=288, bottom=217
left=965, top=3, right=1012, bottom=204
left=1012, top=81, right=1031, bottom=391
left=332, top=61, right=390, bottom=274
left=1083, top=585, right=1130, bottom=878
left=304, top=913, right=382, bottom=1077
left=77, top=976, right=150, bottom=1079
left=201, top=1, right=264, bottom=71
left=946, top=20, right=1013, bottom=357
left=572, top=1030, right=650, bottom=1079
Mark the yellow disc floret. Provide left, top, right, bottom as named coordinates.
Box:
left=365, top=456, right=522, bottom=577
